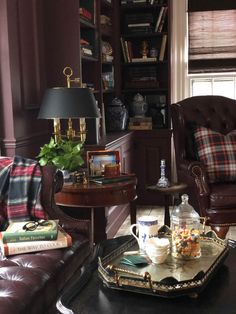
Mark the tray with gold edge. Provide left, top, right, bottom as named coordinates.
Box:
left=98, top=226, right=229, bottom=298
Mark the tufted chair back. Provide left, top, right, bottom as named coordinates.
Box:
left=171, top=95, right=236, bottom=238
left=172, top=95, right=236, bottom=163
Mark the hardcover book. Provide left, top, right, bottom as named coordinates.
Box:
left=0, top=227, right=72, bottom=256
left=159, top=34, right=167, bottom=61
left=1, top=220, right=58, bottom=243
left=90, top=173, right=136, bottom=185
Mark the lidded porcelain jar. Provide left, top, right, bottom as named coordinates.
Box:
left=171, top=194, right=201, bottom=259
left=106, top=97, right=128, bottom=131
left=131, top=93, right=147, bottom=117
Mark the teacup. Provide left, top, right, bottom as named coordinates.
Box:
left=130, top=216, right=158, bottom=252
left=145, top=237, right=170, bottom=264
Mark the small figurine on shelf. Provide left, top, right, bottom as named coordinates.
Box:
left=141, top=40, right=149, bottom=59
left=156, top=159, right=170, bottom=187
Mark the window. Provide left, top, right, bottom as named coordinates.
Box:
left=188, top=0, right=236, bottom=99
left=188, top=0, right=236, bottom=74
left=190, top=76, right=236, bottom=99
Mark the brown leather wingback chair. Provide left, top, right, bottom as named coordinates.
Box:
left=171, top=95, right=236, bottom=238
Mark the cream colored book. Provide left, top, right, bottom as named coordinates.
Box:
left=0, top=227, right=72, bottom=256
left=159, top=34, right=167, bottom=61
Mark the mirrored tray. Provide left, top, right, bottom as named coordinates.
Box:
left=98, top=227, right=229, bottom=298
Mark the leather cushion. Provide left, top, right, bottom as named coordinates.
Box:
left=194, top=126, right=236, bottom=183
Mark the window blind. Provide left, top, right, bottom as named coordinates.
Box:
left=188, top=0, right=236, bottom=73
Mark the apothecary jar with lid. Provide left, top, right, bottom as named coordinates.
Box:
left=171, top=194, right=201, bottom=260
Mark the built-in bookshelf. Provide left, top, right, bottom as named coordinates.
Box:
left=43, top=0, right=172, bottom=207
left=44, top=0, right=122, bottom=141
left=100, top=1, right=115, bottom=95
left=120, top=0, right=170, bottom=129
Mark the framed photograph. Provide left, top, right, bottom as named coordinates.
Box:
left=87, top=150, right=120, bottom=177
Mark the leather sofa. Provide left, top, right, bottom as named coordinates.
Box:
left=0, top=164, right=91, bottom=314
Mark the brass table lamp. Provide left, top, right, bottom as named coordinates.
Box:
left=38, top=67, right=100, bottom=143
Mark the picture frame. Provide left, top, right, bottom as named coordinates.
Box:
left=87, top=150, right=120, bottom=177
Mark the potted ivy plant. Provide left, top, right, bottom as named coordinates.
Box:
left=37, top=137, right=84, bottom=174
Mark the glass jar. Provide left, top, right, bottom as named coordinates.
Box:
left=171, top=194, right=201, bottom=259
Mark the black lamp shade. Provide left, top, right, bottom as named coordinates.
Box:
left=38, top=87, right=100, bottom=119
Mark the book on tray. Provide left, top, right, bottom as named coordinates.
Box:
left=0, top=219, right=59, bottom=243
left=0, top=226, right=72, bottom=256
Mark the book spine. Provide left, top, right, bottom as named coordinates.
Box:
left=2, top=232, right=58, bottom=244
left=154, top=6, right=165, bottom=32
left=1, top=232, right=72, bottom=256
left=120, top=37, right=128, bottom=62
left=157, top=7, right=168, bottom=32
left=159, top=34, right=167, bottom=61
left=124, top=40, right=131, bottom=62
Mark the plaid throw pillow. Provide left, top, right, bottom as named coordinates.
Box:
left=194, top=126, right=236, bottom=183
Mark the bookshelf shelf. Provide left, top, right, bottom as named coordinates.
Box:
left=121, top=3, right=164, bottom=9
left=82, top=55, right=99, bottom=62
left=123, top=31, right=167, bottom=38
left=122, top=60, right=167, bottom=66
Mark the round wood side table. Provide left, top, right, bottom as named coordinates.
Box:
left=55, top=178, right=137, bottom=244
left=146, top=183, right=187, bottom=226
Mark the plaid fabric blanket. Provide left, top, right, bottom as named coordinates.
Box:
left=0, top=156, right=47, bottom=229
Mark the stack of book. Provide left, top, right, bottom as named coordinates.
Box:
left=128, top=117, right=152, bottom=130
left=0, top=220, right=72, bottom=256
left=125, top=13, right=154, bottom=34
left=80, top=38, right=93, bottom=57
left=79, top=7, right=93, bottom=23
left=125, top=66, right=159, bottom=89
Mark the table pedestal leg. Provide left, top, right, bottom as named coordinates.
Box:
left=130, top=199, right=137, bottom=225
left=91, top=207, right=94, bottom=245
left=164, top=195, right=170, bottom=226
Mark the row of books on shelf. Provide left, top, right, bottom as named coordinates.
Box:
left=0, top=219, right=71, bottom=256
left=120, top=35, right=167, bottom=63
left=125, top=65, right=159, bottom=88
left=125, top=6, right=167, bottom=33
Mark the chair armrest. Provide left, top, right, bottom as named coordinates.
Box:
left=177, top=159, right=210, bottom=217
left=179, top=160, right=210, bottom=196
left=40, top=165, right=90, bottom=238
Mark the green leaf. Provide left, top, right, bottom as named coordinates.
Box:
left=36, top=137, right=84, bottom=171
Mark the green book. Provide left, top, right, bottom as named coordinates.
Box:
left=1, top=220, right=58, bottom=243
